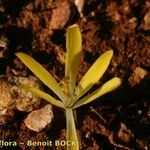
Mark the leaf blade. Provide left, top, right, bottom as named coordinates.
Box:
left=74, top=50, right=113, bottom=101
left=65, top=24, right=82, bottom=94
left=66, top=108, right=79, bottom=150
left=73, top=77, right=121, bottom=108
left=22, top=85, right=64, bottom=108
left=16, top=52, right=67, bottom=103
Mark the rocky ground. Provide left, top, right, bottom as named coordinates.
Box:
left=0, top=0, right=150, bottom=149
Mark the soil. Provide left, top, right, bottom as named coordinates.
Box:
left=0, top=0, right=150, bottom=149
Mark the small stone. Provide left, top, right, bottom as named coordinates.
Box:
left=109, top=123, right=133, bottom=149
left=24, top=104, right=53, bottom=132
left=128, top=67, right=148, bottom=87
left=0, top=3, right=4, bottom=13
left=74, top=0, right=100, bottom=17
left=118, top=123, right=133, bottom=143
left=138, top=110, right=142, bottom=115
left=143, top=10, right=150, bottom=30
left=136, top=139, right=148, bottom=150
left=74, top=0, right=85, bottom=17
left=0, top=79, right=15, bottom=110
left=0, top=35, right=9, bottom=58
left=140, top=8, right=150, bottom=31
left=0, top=109, right=14, bottom=125
left=129, top=17, right=137, bottom=29
left=49, top=0, right=78, bottom=29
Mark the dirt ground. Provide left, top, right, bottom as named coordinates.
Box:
left=0, top=0, right=150, bottom=149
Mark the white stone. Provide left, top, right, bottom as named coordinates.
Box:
left=24, top=104, right=53, bottom=132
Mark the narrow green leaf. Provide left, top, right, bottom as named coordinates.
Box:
left=73, top=77, right=121, bottom=108
left=22, top=85, right=64, bottom=108
left=66, top=108, right=79, bottom=150
left=74, top=50, right=113, bottom=100
left=16, top=52, right=68, bottom=103
left=65, top=24, right=82, bottom=94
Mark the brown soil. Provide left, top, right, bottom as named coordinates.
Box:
left=0, top=0, right=150, bottom=149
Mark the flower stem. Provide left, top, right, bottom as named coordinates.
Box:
left=65, top=108, right=79, bottom=150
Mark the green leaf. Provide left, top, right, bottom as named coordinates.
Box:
left=74, top=50, right=113, bottom=100
left=65, top=24, right=82, bottom=94
left=22, top=85, right=64, bottom=108
left=66, top=108, right=79, bottom=150
left=16, top=52, right=68, bottom=103
left=73, top=77, right=121, bottom=108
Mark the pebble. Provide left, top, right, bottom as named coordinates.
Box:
left=140, top=2, right=150, bottom=31
left=49, top=0, right=78, bottom=29
left=24, top=104, right=53, bottom=132
left=128, top=67, right=147, bottom=87
left=118, top=123, right=133, bottom=143
left=74, top=0, right=85, bottom=17
left=0, top=35, right=9, bottom=58
left=144, top=10, right=150, bottom=28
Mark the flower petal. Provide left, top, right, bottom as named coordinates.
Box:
left=74, top=50, right=113, bottom=102
left=22, top=85, right=64, bottom=108
left=16, top=52, right=68, bottom=103
left=73, top=77, right=121, bottom=108
left=65, top=24, right=82, bottom=94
